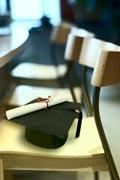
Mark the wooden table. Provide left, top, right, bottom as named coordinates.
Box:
left=0, top=21, right=29, bottom=108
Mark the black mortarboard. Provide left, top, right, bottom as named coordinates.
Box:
left=6, top=97, right=82, bottom=148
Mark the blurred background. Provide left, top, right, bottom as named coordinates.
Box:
left=0, top=0, right=120, bottom=44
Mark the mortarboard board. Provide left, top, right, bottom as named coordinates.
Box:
left=6, top=97, right=82, bottom=149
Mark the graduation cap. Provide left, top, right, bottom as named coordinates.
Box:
left=6, top=97, right=82, bottom=149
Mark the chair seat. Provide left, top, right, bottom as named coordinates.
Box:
left=7, top=85, right=81, bottom=107
left=2, top=85, right=107, bottom=171
left=11, top=62, right=67, bottom=80
left=0, top=117, right=106, bottom=170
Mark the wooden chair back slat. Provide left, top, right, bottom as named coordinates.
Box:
left=92, top=50, right=120, bottom=87
left=79, top=37, right=120, bottom=69
left=51, top=22, right=73, bottom=44
left=65, top=34, right=84, bottom=61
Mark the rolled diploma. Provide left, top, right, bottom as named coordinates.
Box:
left=6, top=97, right=69, bottom=120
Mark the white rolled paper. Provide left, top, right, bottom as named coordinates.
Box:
left=6, top=97, right=69, bottom=120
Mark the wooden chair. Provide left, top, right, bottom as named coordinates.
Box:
left=2, top=40, right=118, bottom=180
left=10, top=22, right=74, bottom=87
left=3, top=28, right=94, bottom=109
left=2, top=42, right=120, bottom=180
left=91, top=47, right=120, bottom=180
left=2, top=42, right=78, bottom=109
left=10, top=22, right=94, bottom=88
left=65, top=37, right=120, bottom=179
left=78, top=39, right=120, bottom=179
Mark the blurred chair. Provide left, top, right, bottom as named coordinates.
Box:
left=2, top=36, right=120, bottom=180
left=2, top=34, right=78, bottom=108
left=4, top=28, right=94, bottom=109
left=10, top=23, right=94, bottom=88
left=10, top=22, right=74, bottom=87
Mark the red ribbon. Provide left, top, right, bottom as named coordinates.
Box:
left=37, top=96, right=51, bottom=109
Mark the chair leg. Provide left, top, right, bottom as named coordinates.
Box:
left=94, top=171, right=99, bottom=180
left=0, top=159, right=4, bottom=180
left=110, top=170, right=115, bottom=180
left=82, top=89, right=93, bottom=116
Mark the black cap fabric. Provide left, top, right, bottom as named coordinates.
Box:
left=6, top=98, right=82, bottom=148
left=8, top=101, right=81, bottom=138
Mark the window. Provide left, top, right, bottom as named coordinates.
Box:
left=11, top=0, right=61, bottom=25
left=0, top=0, right=7, bottom=14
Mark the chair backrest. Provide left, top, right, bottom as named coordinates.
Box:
left=65, top=28, right=94, bottom=61
left=51, top=22, right=74, bottom=44
left=71, top=26, right=94, bottom=38
left=64, top=29, right=95, bottom=79
left=79, top=37, right=120, bottom=68
left=64, top=33, right=84, bottom=61
left=90, top=48, right=120, bottom=180
left=91, top=49, right=120, bottom=87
